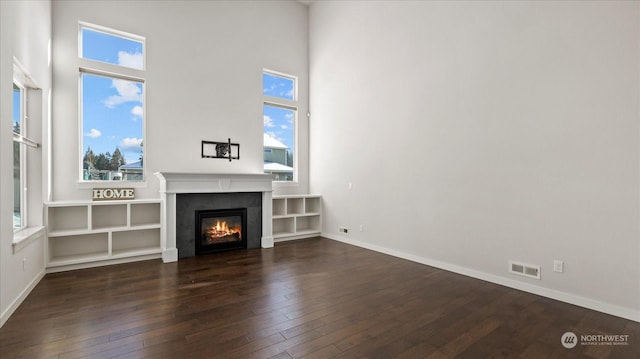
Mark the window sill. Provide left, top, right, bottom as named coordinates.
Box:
left=76, top=180, right=148, bottom=189
left=273, top=181, right=299, bottom=188
left=13, top=226, right=46, bottom=254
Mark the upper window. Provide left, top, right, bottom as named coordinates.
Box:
left=79, top=23, right=145, bottom=182
left=263, top=70, right=297, bottom=182
left=80, top=26, right=144, bottom=70
left=263, top=72, right=295, bottom=100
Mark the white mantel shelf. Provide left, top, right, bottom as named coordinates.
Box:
left=155, top=172, right=275, bottom=262
left=156, top=172, right=274, bottom=194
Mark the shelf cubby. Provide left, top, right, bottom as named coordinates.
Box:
left=296, top=215, right=320, bottom=233
left=49, top=233, right=109, bottom=263
left=92, top=204, right=127, bottom=229
left=48, top=205, right=88, bottom=233
left=272, top=198, right=286, bottom=217
left=286, top=198, right=304, bottom=215
left=273, top=217, right=295, bottom=237
left=305, top=196, right=321, bottom=214
left=131, top=202, right=161, bottom=226
left=112, top=228, right=161, bottom=256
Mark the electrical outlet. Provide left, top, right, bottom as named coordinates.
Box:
left=22, top=258, right=26, bottom=272
left=339, top=227, right=349, bottom=234
left=359, top=225, right=364, bottom=232
left=554, top=260, right=564, bottom=273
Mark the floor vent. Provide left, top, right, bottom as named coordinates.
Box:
left=509, top=261, right=541, bottom=280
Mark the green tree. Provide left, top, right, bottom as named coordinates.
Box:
left=94, top=152, right=111, bottom=170
left=83, top=147, right=96, bottom=168
left=110, top=148, right=126, bottom=170
left=13, top=123, right=21, bottom=169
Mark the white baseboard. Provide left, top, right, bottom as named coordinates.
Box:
left=261, top=235, right=275, bottom=248
left=274, top=233, right=321, bottom=243
left=47, top=253, right=163, bottom=273
left=322, top=233, right=640, bottom=322
left=162, top=248, right=178, bottom=263
left=0, top=269, right=45, bottom=328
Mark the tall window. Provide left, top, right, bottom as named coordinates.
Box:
left=263, top=70, right=297, bottom=182
left=13, top=61, right=41, bottom=232
left=13, top=82, right=26, bottom=230
left=79, top=23, right=145, bottom=182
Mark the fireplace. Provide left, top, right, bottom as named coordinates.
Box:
left=155, top=172, right=274, bottom=263
left=196, top=208, right=247, bottom=254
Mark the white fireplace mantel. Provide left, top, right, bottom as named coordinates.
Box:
left=155, top=172, right=275, bottom=262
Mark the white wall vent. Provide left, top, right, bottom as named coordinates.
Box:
left=509, top=260, right=541, bottom=280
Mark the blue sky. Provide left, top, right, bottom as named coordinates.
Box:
left=263, top=73, right=295, bottom=151
left=13, top=86, right=20, bottom=132
left=81, top=28, right=144, bottom=165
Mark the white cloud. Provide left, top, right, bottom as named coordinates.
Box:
left=280, top=124, right=289, bottom=130
left=103, top=79, right=142, bottom=108
left=131, top=105, right=143, bottom=117
left=118, top=51, right=143, bottom=70
left=284, top=89, right=294, bottom=99
left=264, top=115, right=275, bottom=128
left=85, top=128, right=102, bottom=138
left=120, top=137, right=143, bottom=151
left=266, top=131, right=285, bottom=143
left=285, top=112, right=294, bottom=124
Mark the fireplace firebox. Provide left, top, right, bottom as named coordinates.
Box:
left=196, top=208, right=247, bottom=255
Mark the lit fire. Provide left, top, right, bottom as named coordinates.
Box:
left=205, top=220, right=241, bottom=240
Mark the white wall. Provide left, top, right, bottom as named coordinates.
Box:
left=0, top=0, right=51, bottom=327
left=309, top=1, right=640, bottom=320
left=52, top=0, right=309, bottom=200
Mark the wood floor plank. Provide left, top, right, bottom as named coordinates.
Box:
left=1, top=237, right=638, bottom=358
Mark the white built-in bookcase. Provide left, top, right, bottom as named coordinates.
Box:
left=272, top=195, right=322, bottom=241
left=45, top=199, right=162, bottom=271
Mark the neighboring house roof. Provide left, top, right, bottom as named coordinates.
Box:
left=264, top=162, right=293, bottom=173
left=263, top=133, right=288, bottom=150
left=119, top=160, right=142, bottom=170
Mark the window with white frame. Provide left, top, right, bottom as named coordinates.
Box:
left=79, top=23, right=145, bottom=182
left=263, top=70, right=297, bottom=182
left=12, top=61, right=40, bottom=231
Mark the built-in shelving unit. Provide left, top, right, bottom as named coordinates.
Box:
left=272, top=195, right=322, bottom=241
left=45, top=199, right=162, bottom=271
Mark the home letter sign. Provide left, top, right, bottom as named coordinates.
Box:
left=92, top=188, right=135, bottom=201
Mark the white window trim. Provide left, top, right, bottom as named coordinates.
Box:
left=78, top=21, right=146, bottom=71
left=77, top=22, right=147, bottom=187
left=263, top=69, right=299, bottom=185
left=12, top=58, right=42, bottom=241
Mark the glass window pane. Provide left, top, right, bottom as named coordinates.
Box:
left=13, top=84, right=21, bottom=134
left=13, top=140, right=21, bottom=229
left=263, top=104, right=295, bottom=181
left=82, top=73, right=144, bottom=181
left=263, top=72, right=294, bottom=100
left=13, top=85, right=22, bottom=229
left=81, top=27, right=144, bottom=70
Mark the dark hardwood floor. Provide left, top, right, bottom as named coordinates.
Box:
left=1, top=237, right=638, bottom=358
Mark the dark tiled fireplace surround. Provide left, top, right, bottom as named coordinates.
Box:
left=176, top=192, right=262, bottom=258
